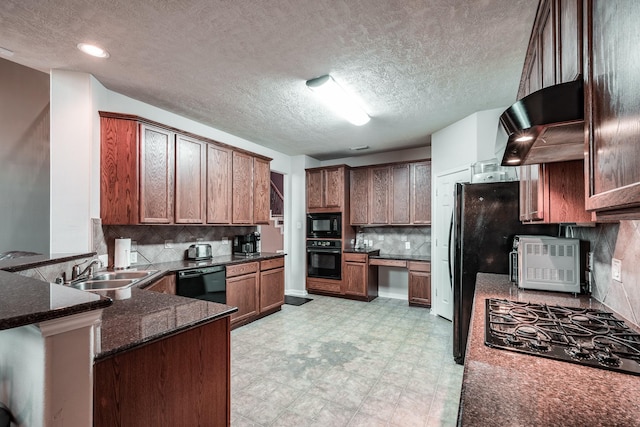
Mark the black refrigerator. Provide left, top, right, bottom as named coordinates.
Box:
left=451, top=181, right=556, bottom=364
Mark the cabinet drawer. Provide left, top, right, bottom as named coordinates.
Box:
left=260, top=257, right=284, bottom=271
left=369, top=259, right=407, bottom=267
left=306, top=277, right=341, bottom=293
left=408, top=261, right=430, bottom=272
left=226, top=261, right=259, bottom=277
left=344, top=253, right=367, bottom=263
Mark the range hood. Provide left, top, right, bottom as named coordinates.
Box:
left=498, top=79, right=584, bottom=166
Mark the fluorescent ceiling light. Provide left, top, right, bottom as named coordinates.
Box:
left=306, top=75, right=370, bottom=126
left=77, top=43, right=110, bottom=58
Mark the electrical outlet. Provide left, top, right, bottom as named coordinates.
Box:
left=587, top=252, right=594, bottom=270
left=130, top=251, right=138, bottom=264
left=378, top=235, right=384, bottom=241
left=164, top=240, right=173, bottom=249
left=405, top=241, right=411, bottom=250
left=222, top=238, right=229, bottom=245
left=612, top=258, right=622, bottom=281
left=367, top=240, right=373, bottom=247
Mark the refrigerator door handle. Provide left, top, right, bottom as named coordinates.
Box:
left=448, top=211, right=454, bottom=288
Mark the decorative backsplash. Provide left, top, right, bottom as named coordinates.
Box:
left=355, top=226, right=431, bottom=257
left=92, top=219, right=256, bottom=268
left=573, top=220, right=640, bottom=328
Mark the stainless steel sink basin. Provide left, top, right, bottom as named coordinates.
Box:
left=70, top=269, right=159, bottom=299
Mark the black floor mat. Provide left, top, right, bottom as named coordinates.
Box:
left=284, top=295, right=313, bottom=306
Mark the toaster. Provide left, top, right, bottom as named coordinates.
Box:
left=186, top=243, right=212, bottom=260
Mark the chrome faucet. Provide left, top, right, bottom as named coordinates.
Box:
left=70, top=258, right=103, bottom=281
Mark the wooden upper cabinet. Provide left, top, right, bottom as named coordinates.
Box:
left=232, top=151, right=254, bottom=224
left=584, top=0, right=640, bottom=218
left=557, top=0, right=582, bottom=83
left=350, top=168, right=369, bottom=225
left=306, top=166, right=347, bottom=213
left=411, top=161, right=431, bottom=224
left=390, top=164, right=411, bottom=224
left=539, top=0, right=556, bottom=89
left=139, top=123, right=174, bottom=224
left=370, top=166, right=390, bottom=224
left=206, top=144, right=232, bottom=224
left=253, top=157, right=271, bottom=224
left=175, top=135, right=206, bottom=224
left=520, top=164, right=544, bottom=222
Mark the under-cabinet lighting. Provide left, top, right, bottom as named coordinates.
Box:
left=77, top=43, right=110, bottom=58
left=306, top=75, right=370, bottom=126
left=515, top=135, right=534, bottom=142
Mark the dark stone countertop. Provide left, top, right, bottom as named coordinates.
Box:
left=136, top=252, right=286, bottom=275
left=0, top=269, right=112, bottom=331
left=343, top=248, right=380, bottom=255
left=369, top=253, right=430, bottom=262
left=459, top=273, right=640, bottom=427
left=0, top=252, right=96, bottom=272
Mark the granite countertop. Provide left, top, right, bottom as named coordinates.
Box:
left=139, top=252, right=286, bottom=274
left=369, top=253, right=430, bottom=262
left=0, top=270, right=112, bottom=331
left=459, top=273, right=640, bottom=426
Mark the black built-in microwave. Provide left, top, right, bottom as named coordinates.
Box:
left=307, top=213, right=341, bottom=238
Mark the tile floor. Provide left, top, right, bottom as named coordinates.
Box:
left=230, top=295, right=463, bottom=426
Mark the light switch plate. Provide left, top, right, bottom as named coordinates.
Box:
left=612, top=258, right=622, bottom=281
left=405, top=241, right=411, bottom=250
left=164, top=240, right=173, bottom=249
left=222, top=238, right=229, bottom=245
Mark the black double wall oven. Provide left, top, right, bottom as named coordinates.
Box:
left=307, top=213, right=342, bottom=280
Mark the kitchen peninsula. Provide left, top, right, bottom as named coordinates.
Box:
left=459, top=273, right=640, bottom=426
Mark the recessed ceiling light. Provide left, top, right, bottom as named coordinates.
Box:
left=306, top=75, right=370, bottom=126
left=77, top=43, right=110, bottom=58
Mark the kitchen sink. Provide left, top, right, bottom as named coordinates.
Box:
left=70, top=269, right=159, bottom=299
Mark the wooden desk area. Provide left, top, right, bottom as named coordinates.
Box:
left=369, top=256, right=431, bottom=308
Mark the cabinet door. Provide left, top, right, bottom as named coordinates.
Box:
left=226, top=273, right=259, bottom=325
left=207, top=144, right=232, bottom=224
left=370, top=167, right=390, bottom=224
left=343, top=261, right=367, bottom=296
left=411, top=161, right=432, bottom=224
left=232, top=151, right=254, bottom=224
left=260, top=267, right=284, bottom=313
left=139, top=124, right=174, bottom=224
left=350, top=168, right=369, bottom=225
left=323, top=167, right=344, bottom=210
left=306, top=169, right=324, bottom=211
left=538, top=0, right=556, bottom=89
left=585, top=0, right=640, bottom=215
left=175, top=135, right=206, bottom=224
left=390, top=164, right=411, bottom=224
left=557, top=0, right=582, bottom=83
left=409, top=270, right=431, bottom=308
left=253, top=157, right=271, bottom=224
left=520, top=164, right=544, bottom=222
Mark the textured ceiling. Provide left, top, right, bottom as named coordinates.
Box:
left=0, top=0, right=537, bottom=160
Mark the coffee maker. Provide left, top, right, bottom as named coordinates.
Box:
left=233, top=232, right=260, bottom=256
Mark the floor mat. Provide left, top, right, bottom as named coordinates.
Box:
left=284, top=295, right=313, bottom=306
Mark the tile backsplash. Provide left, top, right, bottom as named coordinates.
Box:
left=355, top=226, right=431, bottom=257
left=92, top=218, right=256, bottom=267
left=573, top=220, right=640, bottom=327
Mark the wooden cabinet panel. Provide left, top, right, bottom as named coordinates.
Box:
left=323, top=167, right=344, bottom=210
left=100, top=117, right=139, bottom=225
left=175, top=135, right=206, bottom=224
left=260, top=266, right=284, bottom=313
left=227, top=261, right=259, bottom=278
left=390, top=164, right=411, bottom=224
left=139, top=124, right=174, bottom=224
left=94, top=318, right=230, bottom=427
left=411, top=161, right=432, bottom=224
left=226, top=272, right=259, bottom=325
left=206, top=144, right=232, bottom=224
left=260, top=257, right=284, bottom=271
left=350, top=168, right=369, bottom=225
left=306, top=169, right=324, bottom=211
left=409, top=270, right=431, bottom=308
left=585, top=0, right=640, bottom=216
left=306, top=277, right=342, bottom=294
left=146, top=274, right=176, bottom=295
left=539, top=0, right=556, bottom=88
left=344, top=261, right=367, bottom=296
left=370, top=167, right=390, bottom=224
left=253, top=157, right=271, bottom=224
left=232, top=151, right=254, bottom=224
left=520, top=164, right=544, bottom=221
left=306, top=166, right=347, bottom=213
left=557, top=0, right=582, bottom=83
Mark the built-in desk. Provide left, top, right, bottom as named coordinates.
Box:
left=368, top=254, right=431, bottom=307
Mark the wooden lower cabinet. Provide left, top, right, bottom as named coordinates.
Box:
left=408, top=261, right=431, bottom=308
left=260, top=258, right=285, bottom=313
left=306, top=277, right=342, bottom=294
left=94, top=317, right=230, bottom=426
left=145, top=274, right=176, bottom=294
left=343, top=252, right=378, bottom=301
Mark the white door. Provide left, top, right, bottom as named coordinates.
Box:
left=432, top=168, right=469, bottom=320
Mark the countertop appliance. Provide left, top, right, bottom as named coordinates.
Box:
left=510, top=235, right=582, bottom=293
left=306, top=239, right=342, bottom=280
left=451, top=181, right=557, bottom=364
left=176, top=265, right=226, bottom=303
left=186, top=243, right=213, bottom=261
left=233, top=232, right=260, bottom=256
left=307, top=212, right=341, bottom=239
left=485, top=298, right=640, bottom=376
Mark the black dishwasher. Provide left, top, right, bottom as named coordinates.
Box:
left=176, top=265, right=226, bottom=303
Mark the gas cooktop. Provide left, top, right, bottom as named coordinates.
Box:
left=485, top=298, right=640, bottom=376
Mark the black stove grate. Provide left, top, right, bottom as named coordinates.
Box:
left=484, top=298, right=640, bottom=376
